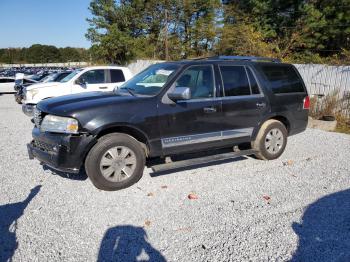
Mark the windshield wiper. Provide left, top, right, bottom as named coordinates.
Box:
left=121, top=87, right=137, bottom=96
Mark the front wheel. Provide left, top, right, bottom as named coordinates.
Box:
left=85, top=133, right=146, bottom=191
left=252, top=119, right=288, bottom=160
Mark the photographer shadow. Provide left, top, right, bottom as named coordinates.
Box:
left=291, top=189, right=350, bottom=262
left=0, top=185, right=41, bottom=262
left=98, top=225, right=166, bottom=262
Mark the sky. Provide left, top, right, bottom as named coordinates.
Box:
left=0, top=0, right=92, bottom=48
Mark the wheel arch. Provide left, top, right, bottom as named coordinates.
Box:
left=94, top=124, right=150, bottom=156
left=252, top=114, right=291, bottom=140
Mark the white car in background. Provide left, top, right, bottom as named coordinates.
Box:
left=0, top=77, right=15, bottom=93
left=22, top=66, right=133, bottom=116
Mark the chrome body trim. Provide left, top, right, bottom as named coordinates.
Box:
left=161, top=128, right=254, bottom=148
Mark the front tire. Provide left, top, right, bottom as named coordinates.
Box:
left=252, top=119, right=288, bottom=160
left=85, top=133, right=146, bottom=191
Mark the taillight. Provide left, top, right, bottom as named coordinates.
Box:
left=303, top=96, right=310, bottom=109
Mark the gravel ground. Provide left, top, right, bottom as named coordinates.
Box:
left=0, top=93, right=349, bottom=262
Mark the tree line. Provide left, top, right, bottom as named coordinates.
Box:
left=87, top=0, right=350, bottom=65
left=0, top=45, right=90, bottom=64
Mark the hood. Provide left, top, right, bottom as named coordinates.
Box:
left=37, top=91, right=143, bottom=117
left=26, top=81, right=62, bottom=91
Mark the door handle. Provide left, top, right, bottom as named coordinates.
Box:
left=256, top=102, right=266, bottom=108
left=203, top=107, right=217, bottom=113
left=99, top=86, right=108, bottom=89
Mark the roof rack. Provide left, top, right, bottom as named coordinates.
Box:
left=202, top=56, right=281, bottom=63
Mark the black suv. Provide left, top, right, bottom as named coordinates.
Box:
left=27, top=56, right=309, bottom=191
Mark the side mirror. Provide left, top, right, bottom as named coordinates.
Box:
left=167, top=87, right=191, bottom=101
left=75, top=78, right=86, bottom=87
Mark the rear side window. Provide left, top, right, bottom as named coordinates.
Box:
left=259, top=65, right=305, bottom=93
left=220, top=66, right=250, bottom=96
left=110, top=69, right=125, bottom=83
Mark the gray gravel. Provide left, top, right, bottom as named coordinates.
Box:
left=0, top=93, right=349, bottom=262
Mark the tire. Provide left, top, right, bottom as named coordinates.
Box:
left=85, top=133, right=146, bottom=191
left=251, top=119, right=288, bottom=160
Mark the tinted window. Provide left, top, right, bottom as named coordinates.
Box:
left=23, top=79, right=34, bottom=84
left=0, top=78, right=13, bottom=83
left=110, top=69, right=125, bottom=83
left=247, top=68, right=260, bottom=94
left=259, top=65, right=305, bottom=93
left=80, top=70, right=105, bottom=84
left=220, top=66, right=250, bottom=96
left=175, top=65, right=214, bottom=99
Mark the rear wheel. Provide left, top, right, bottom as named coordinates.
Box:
left=252, top=119, right=288, bottom=160
left=85, top=133, right=145, bottom=191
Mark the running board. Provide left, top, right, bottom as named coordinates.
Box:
left=151, top=149, right=256, bottom=173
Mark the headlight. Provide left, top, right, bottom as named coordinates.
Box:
left=40, top=115, right=79, bottom=134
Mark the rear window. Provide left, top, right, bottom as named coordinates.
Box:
left=110, top=69, right=125, bottom=83
left=259, top=65, right=305, bottom=93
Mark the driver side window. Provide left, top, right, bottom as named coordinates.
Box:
left=79, top=70, right=105, bottom=84
left=175, top=65, right=215, bottom=99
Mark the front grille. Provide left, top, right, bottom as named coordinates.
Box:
left=33, top=140, right=54, bottom=152
left=33, top=108, right=42, bottom=127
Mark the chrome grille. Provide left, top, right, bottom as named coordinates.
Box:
left=33, top=108, right=42, bottom=127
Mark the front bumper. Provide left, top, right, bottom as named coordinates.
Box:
left=27, top=128, right=96, bottom=173
left=22, top=104, right=36, bottom=117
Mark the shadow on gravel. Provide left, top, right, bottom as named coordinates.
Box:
left=98, top=225, right=166, bottom=262
left=0, top=185, right=41, bottom=262
left=42, top=164, right=88, bottom=181
left=291, top=189, right=350, bottom=262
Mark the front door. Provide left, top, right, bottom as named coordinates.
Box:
left=158, top=64, right=223, bottom=155
left=73, top=69, right=109, bottom=93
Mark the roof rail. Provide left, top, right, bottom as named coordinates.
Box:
left=204, top=56, right=281, bottom=63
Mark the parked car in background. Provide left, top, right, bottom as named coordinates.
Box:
left=0, top=77, right=16, bottom=93
left=22, top=66, right=132, bottom=116
left=27, top=56, right=310, bottom=191
left=15, top=71, right=72, bottom=104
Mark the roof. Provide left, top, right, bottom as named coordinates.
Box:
left=164, top=56, right=284, bottom=65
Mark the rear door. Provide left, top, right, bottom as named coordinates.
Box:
left=105, top=69, right=126, bottom=90
left=217, top=64, right=269, bottom=144
left=158, top=64, right=223, bottom=155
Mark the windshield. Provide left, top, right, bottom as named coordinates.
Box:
left=41, top=73, right=57, bottom=83
left=60, top=69, right=82, bottom=83
left=118, top=63, right=180, bottom=96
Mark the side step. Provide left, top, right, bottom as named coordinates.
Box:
left=151, top=149, right=256, bottom=173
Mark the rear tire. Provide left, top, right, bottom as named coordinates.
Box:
left=252, top=119, right=288, bottom=160
left=85, top=133, right=145, bottom=191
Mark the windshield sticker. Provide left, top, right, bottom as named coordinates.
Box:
left=156, top=69, right=173, bottom=76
